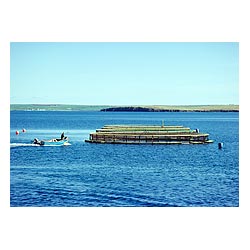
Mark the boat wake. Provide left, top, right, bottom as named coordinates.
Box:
left=10, top=143, right=71, bottom=147
left=10, top=143, right=40, bottom=147
left=63, top=142, right=71, bottom=146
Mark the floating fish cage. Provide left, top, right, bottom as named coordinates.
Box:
left=85, top=125, right=213, bottom=145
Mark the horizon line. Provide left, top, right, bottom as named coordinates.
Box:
left=10, top=103, right=239, bottom=106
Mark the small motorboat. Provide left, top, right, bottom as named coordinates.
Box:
left=33, top=137, right=69, bottom=146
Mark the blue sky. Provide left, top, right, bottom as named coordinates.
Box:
left=10, top=42, right=239, bottom=105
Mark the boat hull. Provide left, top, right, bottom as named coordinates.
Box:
left=33, top=138, right=69, bottom=146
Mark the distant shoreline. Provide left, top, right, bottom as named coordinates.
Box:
left=10, top=104, right=239, bottom=112
left=100, top=105, right=239, bottom=112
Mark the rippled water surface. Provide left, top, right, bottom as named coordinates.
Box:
left=10, top=111, right=239, bottom=206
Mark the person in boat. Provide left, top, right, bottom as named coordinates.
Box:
left=59, top=132, right=68, bottom=141
left=54, top=132, right=67, bottom=141
left=61, top=132, right=65, bottom=140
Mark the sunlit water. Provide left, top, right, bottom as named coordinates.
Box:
left=10, top=111, right=239, bottom=206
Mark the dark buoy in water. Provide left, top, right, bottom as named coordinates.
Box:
left=218, top=142, right=223, bottom=149
left=22, top=128, right=26, bottom=132
left=16, top=130, right=19, bottom=135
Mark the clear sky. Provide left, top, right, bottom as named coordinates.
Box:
left=10, top=42, right=239, bottom=105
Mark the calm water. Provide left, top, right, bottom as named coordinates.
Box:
left=10, top=111, right=239, bottom=207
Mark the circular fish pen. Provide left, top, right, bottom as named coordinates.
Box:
left=85, top=125, right=213, bottom=145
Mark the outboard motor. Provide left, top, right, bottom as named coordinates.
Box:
left=33, top=138, right=39, bottom=144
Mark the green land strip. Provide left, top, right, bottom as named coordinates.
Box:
left=10, top=104, right=239, bottom=112
left=10, top=104, right=110, bottom=111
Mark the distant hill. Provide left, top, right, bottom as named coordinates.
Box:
left=10, top=104, right=239, bottom=112
left=100, top=105, right=239, bottom=112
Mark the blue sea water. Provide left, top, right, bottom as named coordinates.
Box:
left=10, top=111, right=239, bottom=207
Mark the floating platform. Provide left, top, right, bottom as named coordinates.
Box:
left=85, top=125, right=214, bottom=145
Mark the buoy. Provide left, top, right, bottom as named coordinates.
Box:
left=16, top=130, right=19, bottom=135
left=218, top=142, right=223, bottom=149
left=22, top=128, right=26, bottom=132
